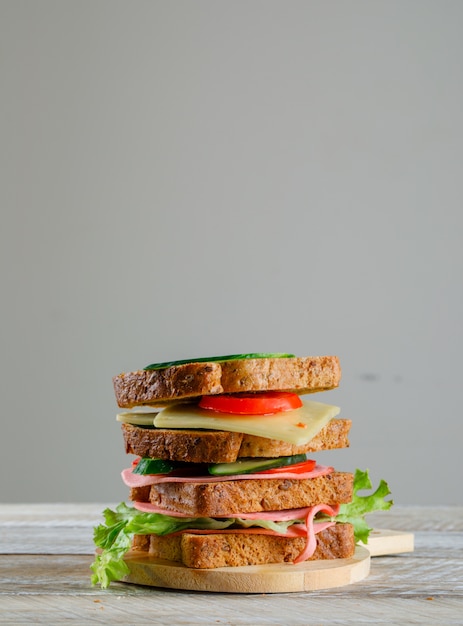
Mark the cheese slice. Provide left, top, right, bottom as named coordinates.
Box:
left=117, top=412, right=157, bottom=426
left=152, top=400, right=340, bottom=445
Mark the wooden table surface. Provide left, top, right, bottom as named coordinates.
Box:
left=1, top=504, right=462, bottom=625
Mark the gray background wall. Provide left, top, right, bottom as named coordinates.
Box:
left=1, top=0, right=462, bottom=506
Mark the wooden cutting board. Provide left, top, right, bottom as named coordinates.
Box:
left=121, top=546, right=370, bottom=593
left=119, top=529, right=413, bottom=593
left=361, top=528, right=415, bottom=557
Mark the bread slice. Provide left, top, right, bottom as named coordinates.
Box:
left=238, top=418, right=351, bottom=458
left=121, top=423, right=244, bottom=464
left=139, top=523, right=355, bottom=568
left=131, top=472, right=353, bottom=517
left=121, top=418, right=351, bottom=464
left=113, top=356, right=341, bottom=408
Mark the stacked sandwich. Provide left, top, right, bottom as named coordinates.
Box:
left=92, top=353, right=391, bottom=588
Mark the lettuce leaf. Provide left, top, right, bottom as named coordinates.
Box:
left=90, top=502, right=302, bottom=588
left=233, top=517, right=297, bottom=533
left=333, top=468, right=393, bottom=543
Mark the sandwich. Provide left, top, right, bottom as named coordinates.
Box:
left=91, top=352, right=392, bottom=589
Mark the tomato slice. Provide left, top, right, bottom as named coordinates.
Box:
left=258, top=459, right=316, bottom=475
left=198, top=391, right=303, bottom=415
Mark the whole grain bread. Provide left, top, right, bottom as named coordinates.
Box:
left=238, top=418, right=351, bottom=458
left=134, top=523, right=355, bottom=568
left=121, top=423, right=244, bottom=464
left=121, top=418, right=351, bottom=463
left=131, top=471, right=353, bottom=517
left=113, top=356, right=341, bottom=408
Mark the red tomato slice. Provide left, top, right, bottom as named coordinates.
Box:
left=198, top=391, right=303, bottom=415
left=258, top=459, right=316, bottom=475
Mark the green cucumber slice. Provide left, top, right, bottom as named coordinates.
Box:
left=144, top=353, right=295, bottom=371
left=208, top=453, right=308, bottom=476
left=132, top=458, right=176, bottom=475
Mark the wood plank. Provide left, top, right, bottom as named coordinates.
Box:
left=0, top=503, right=110, bottom=554
left=3, top=597, right=463, bottom=626
left=1, top=593, right=462, bottom=626
left=1, top=552, right=462, bottom=624
left=0, top=527, right=95, bottom=554
left=0, top=503, right=112, bottom=524
left=368, top=506, right=463, bottom=531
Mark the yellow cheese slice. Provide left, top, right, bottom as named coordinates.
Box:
left=117, top=412, right=157, bottom=426
left=152, top=401, right=340, bottom=445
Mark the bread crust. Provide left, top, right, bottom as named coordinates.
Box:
left=133, top=472, right=353, bottom=517
left=113, top=356, right=341, bottom=408
left=121, top=418, right=351, bottom=464
left=142, top=523, right=355, bottom=568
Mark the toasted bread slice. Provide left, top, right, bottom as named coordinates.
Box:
left=121, top=418, right=351, bottom=464
left=121, top=423, right=243, bottom=464
left=136, top=523, right=355, bottom=568
left=130, top=471, right=353, bottom=517
left=238, top=418, right=351, bottom=458
left=113, top=356, right=341, bottom=408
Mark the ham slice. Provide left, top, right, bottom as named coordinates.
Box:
left=122, top=463, right=333, bottom=489
left=293, top=503, right=340, bottom=563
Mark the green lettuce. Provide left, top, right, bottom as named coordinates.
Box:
left=331, top=468, right=393, bottom=543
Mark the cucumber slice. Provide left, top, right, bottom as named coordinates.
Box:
left=208, top=453, right=308, bottom=476
left=144, top=353, right=295, bottom=371
left=132, top=458, right=176, bottom=475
